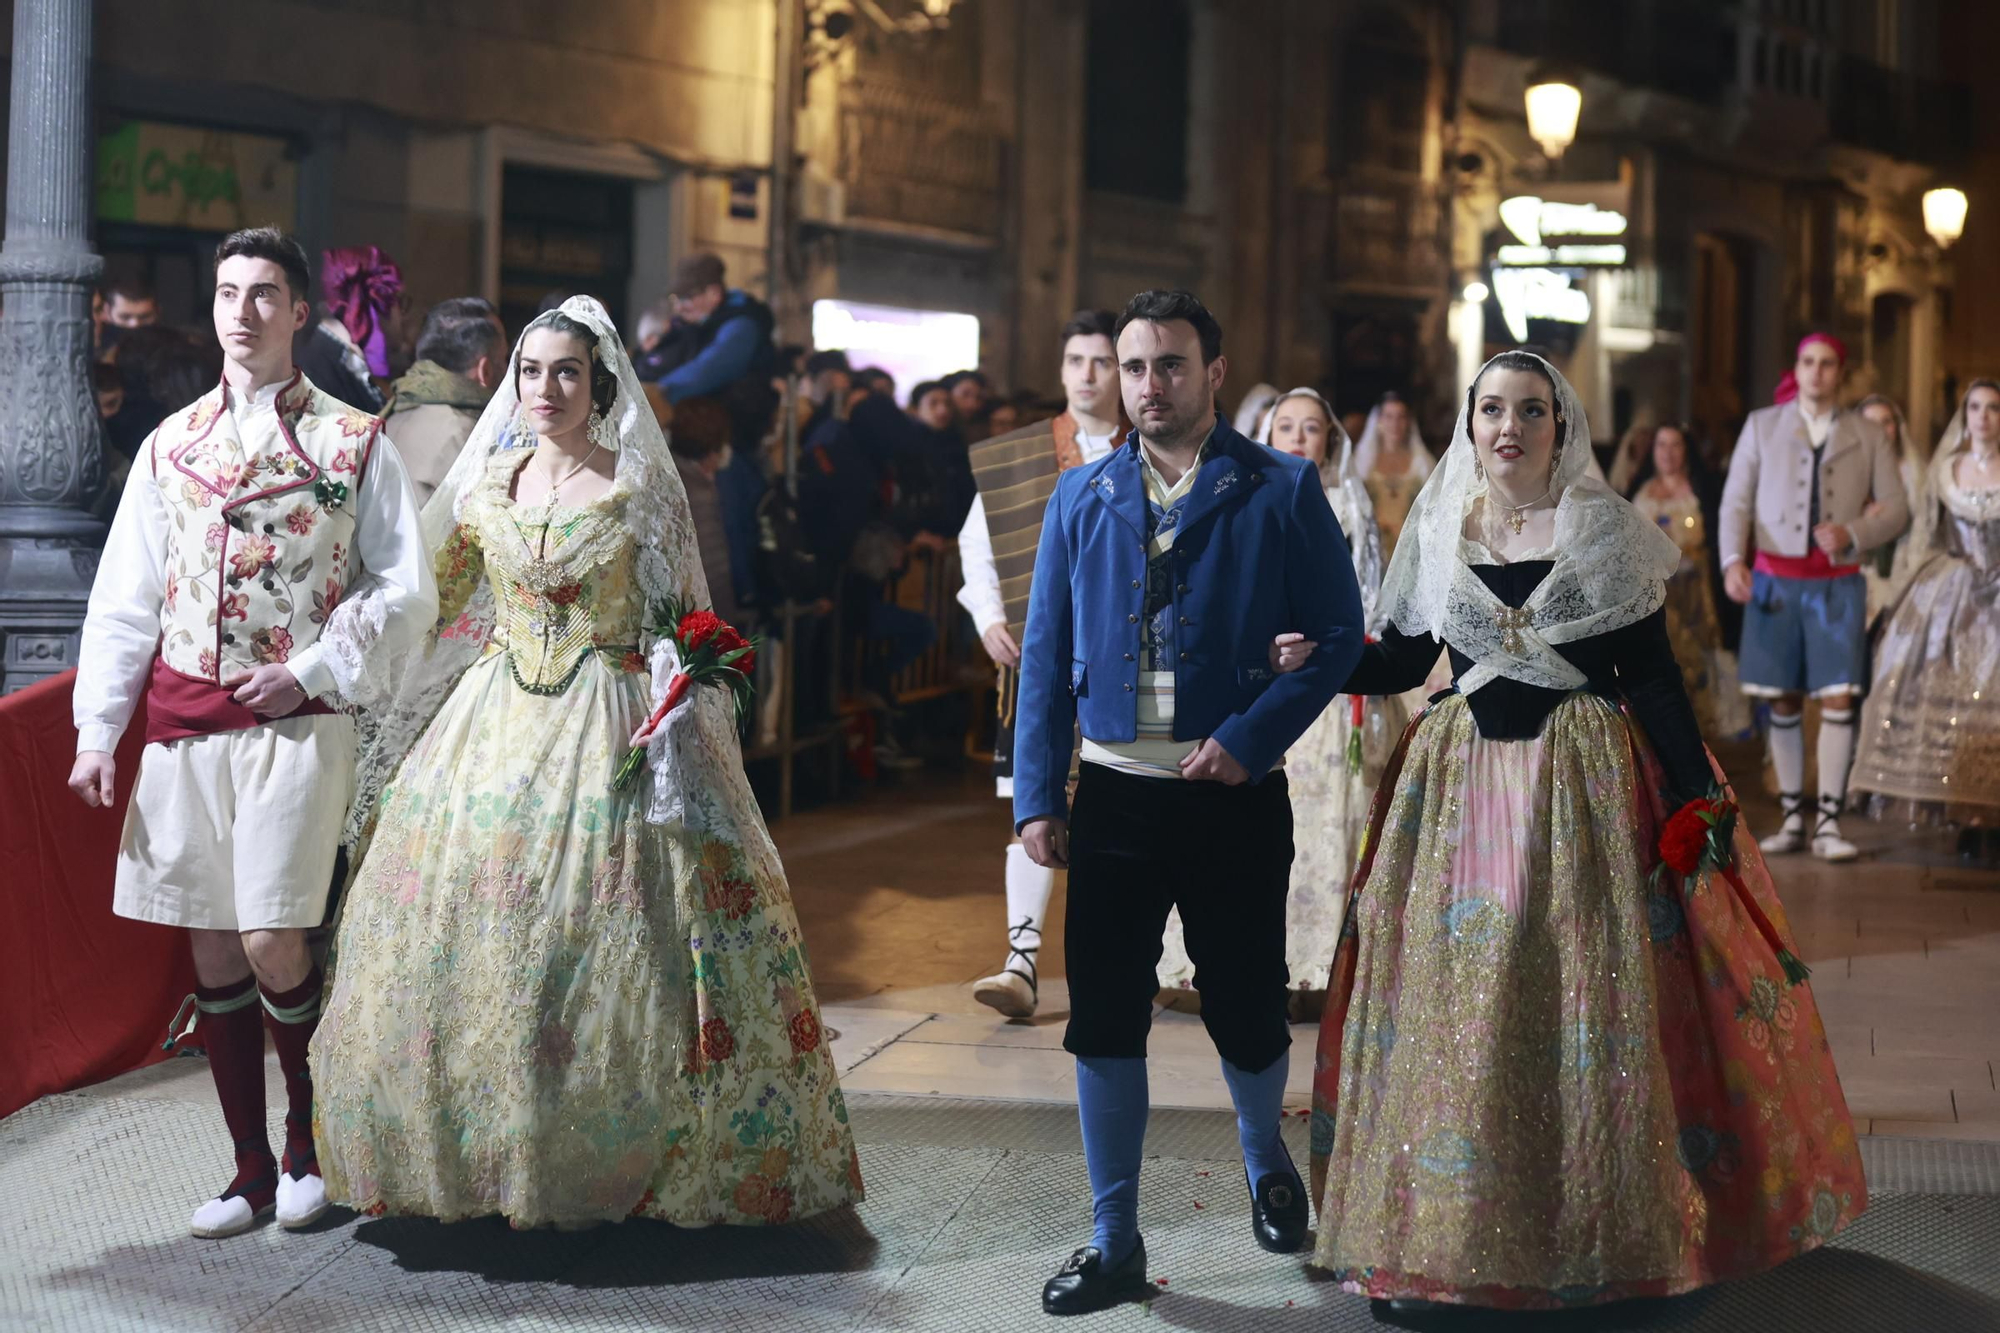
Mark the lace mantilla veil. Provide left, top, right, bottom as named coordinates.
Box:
left=343, top=296, right=754, bottom=851
left=1372, top=351, right=1681, bottom=696
left=1256, top=386, right=1386, bottom=622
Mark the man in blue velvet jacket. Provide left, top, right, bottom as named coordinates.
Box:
left=1017, top=290, right=1365, bottom=1315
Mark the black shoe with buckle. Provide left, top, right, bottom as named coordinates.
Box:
left=1249, top=1168, right=1309, bottom=1254
left=1041, top=1235, right=1149, bottom=1316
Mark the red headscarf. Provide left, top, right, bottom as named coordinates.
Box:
left=321, top=246, right=404, bottom=380
left=1772, top=333, right=1848, bottom=405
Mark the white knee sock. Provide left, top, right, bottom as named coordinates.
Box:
left=1002, top=842, right=1054, bottom=978
left=1817, top=707, right=1857, bottom=824
left=1769, top=712, right=1806, bottom=822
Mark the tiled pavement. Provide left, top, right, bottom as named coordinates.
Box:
left=6, top=748, right=1998, bottom=1329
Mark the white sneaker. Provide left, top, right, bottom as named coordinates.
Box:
left=275, top=1171, right=330, bottom=1229
left=973, top=968, right=1037, bottom=1019
left=1759, top=818, right=1807, bottom=855
left=190, top=1193, right=267, bottom=1239
left=1811, top=822, right=1860, bottom=863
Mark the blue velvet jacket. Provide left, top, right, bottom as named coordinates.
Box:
left=1012, top=416, right=1365, bottom=831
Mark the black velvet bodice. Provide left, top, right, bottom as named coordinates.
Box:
left=1345, top=560, right=1712, bottom=803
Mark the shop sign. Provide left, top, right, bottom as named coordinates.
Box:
left=810, top=300, right=980, bottom=394
left=96, top=121, right=298, bottom=232
left=1495, top=194, right=1628, bottom=267
left=1493, top=266, right=1590, bottom=343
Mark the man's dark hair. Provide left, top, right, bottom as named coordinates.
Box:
left=104, top=276, right=157, bottom=306
left=519, top=309, right=620, bottom=416
left=909, top=379, right=947, bottom=408
left=941, top=369, right=989, bottom=391
left=1114, top=290, right=1223, bottom=364
left=213, top=227, right=311, bottom=304
left=855, top=366, right=895, bottom=396
left=416, top=297, right=504, bottom=374
left=803, top=349, right=852, bottom=378
left=671, top=251, right=727, bottom=299
left=1059, top=309, right=1117, bottom=345
left=92, top=361, right=123, bottom=393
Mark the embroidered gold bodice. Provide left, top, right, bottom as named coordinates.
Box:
left=1633, top=486, right=1706, bottom=563
left=435, top=454, right=646, bottom=694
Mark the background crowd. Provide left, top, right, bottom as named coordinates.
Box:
left=86, top=242, right=1969, bottom=830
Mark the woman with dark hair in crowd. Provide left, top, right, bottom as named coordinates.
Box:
left=312, top=298, right=860, bottom=1229
left=1308, top=350, right=1863, bottom=1311
left=1627, top=422, right=1750, bottom=738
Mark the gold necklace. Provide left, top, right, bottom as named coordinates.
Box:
left=518, top=443, right=601, bottom=595
left=1493, top=485, right=1553, bottom=535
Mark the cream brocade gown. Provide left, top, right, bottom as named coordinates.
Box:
left=312, top=454, right=862, bottom=1226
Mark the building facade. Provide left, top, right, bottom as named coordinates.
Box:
left=81, top=0, right=779, bottom=335
left=1449, top=0, right=1981, bottom=463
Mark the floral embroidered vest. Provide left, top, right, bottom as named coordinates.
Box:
left=152, top=373, right=382, bottom=682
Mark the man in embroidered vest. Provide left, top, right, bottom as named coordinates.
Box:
left=1721, top=333, right=1907, bottom=863
left=1016, top=291, right=1365, bottom=1314
left=960, top=309, right=1123, bottom=1020
left=68, top=227, right=437, bottom=1238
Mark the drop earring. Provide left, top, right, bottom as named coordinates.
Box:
left=587, top=409, right=605, bottom=446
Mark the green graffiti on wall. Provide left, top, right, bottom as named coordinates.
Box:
left=96, top=121, right=296, bottom=232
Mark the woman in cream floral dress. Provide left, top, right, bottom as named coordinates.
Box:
left=310, top=299, right=861, bottom=1227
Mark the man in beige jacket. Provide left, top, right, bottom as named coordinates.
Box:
left=383, top=297, right=505, bottom=504
left=1719, top=333, right=1908, bottom=861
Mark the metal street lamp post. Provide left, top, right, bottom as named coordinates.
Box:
left=0, top=0, right=105, bottom=693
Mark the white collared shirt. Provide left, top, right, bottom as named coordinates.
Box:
left=1798, top=400, right=1834, bottom=448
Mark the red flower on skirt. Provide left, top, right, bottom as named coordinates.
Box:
left=1659, top=800, right=1719, bottom=876
left=788, top=1008, right=823, bottom=1057
left=700, top=1015, right=736, bottom=1065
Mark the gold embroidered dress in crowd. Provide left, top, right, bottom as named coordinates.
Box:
left=312, top=299, right=861, bottom=1228
left=1629, top=485, right=1750, bottom=739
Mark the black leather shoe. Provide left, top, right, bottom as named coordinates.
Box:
left=1249, top=1169, right=1309, bottom=1253
left=1041, top=1236, right=1149, bottom=1316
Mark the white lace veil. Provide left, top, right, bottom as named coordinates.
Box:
left=1256, top=387, right=1386, bottom=619
left=1232, top=382, right=1281, bottom=439
left=344, top=296, right=750, bottom=852
left=1353, top=394, right=1435, bottom=482
left=1373, top=351, right=1681, bottom=696
left=1890, top=381, right=2000, bottom=601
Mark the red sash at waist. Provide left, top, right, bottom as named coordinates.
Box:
left=1753, top=549, right=1859, bottom=581
left=144, top=656, right=335, bottom=746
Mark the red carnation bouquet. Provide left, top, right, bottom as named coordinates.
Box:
left=611, top=595, right=759, bottom=789
left=1652, top=786, right=1811, bottom=986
